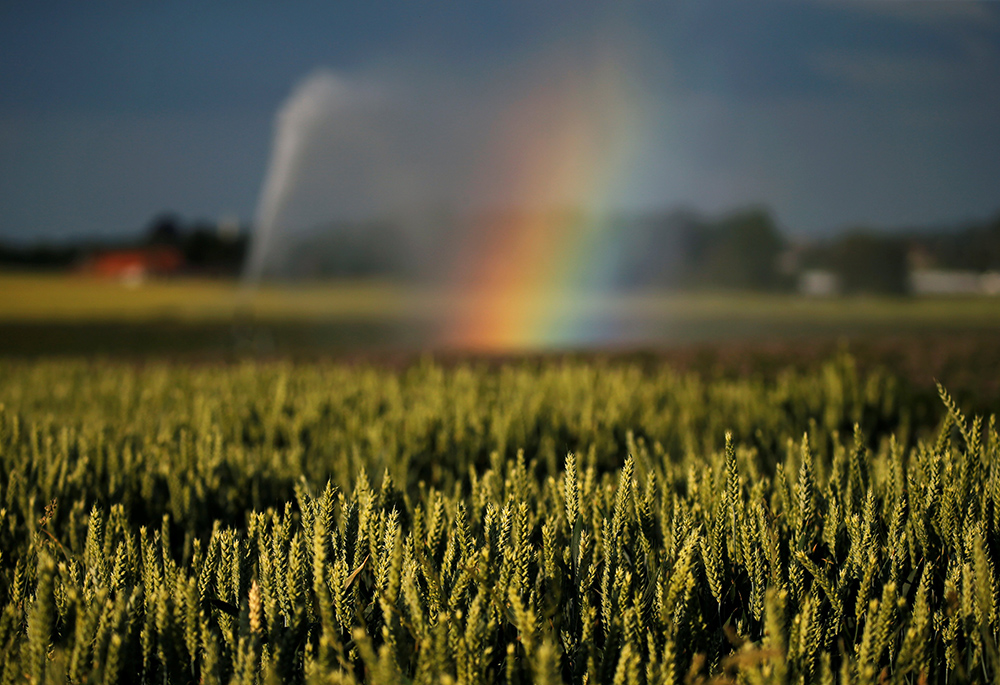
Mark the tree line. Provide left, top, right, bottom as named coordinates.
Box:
left=3, top=207, right=1000, bottom=293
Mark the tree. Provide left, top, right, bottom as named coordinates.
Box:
left=702, top=208, right=785, bottom=290
left=145, top=212, right=182, bottom=246
left=832, top=231, right=908, bottom=295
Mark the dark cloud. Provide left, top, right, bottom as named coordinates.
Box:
left=1, top=1, right=998, bottom=240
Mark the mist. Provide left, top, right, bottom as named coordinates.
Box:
left=243, top=33, right=648, bottom=290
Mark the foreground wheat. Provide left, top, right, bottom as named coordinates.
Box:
left=0, top=358, right=995, bottom=683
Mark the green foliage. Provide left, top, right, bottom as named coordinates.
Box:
left=0, top=356, right=997, bottom=683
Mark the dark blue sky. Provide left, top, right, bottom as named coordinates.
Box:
left=2, top=1, right=999, bottom=241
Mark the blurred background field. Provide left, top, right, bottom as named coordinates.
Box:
left=6, top=272, right=1000, bottom=327
left=2, top=272, right=999, bottom=420
left=4, top=272, right=1000, bottom=353
left=9, top=271, right=1000, bottom=325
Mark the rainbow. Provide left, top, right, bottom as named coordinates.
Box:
left=442, top=56, right=644, bottom=351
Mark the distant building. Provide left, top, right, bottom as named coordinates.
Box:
left=799, top=269, right=840, bottom=296
left=909, top=269, right=1000, bottom=296
left=79, top=246, right=184, bottom=284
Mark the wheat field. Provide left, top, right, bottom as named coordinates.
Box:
left=0, top=356, right=997, bottom=683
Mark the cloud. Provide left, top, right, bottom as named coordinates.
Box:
left=843, top=0, right=999, bottom=27
left=811, top=3, right=1000, bottom=98
left=811, top=49, right=962, bottom=89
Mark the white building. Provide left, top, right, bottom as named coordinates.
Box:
left=799, top=269, right=840, bottom=296
left=910, top=269, right=1000, bottom=295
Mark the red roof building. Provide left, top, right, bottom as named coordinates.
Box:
left=81, top=246, right=184, bottom=281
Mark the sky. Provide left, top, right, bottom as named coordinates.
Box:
left=1, top=1, right=999, bottom=243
